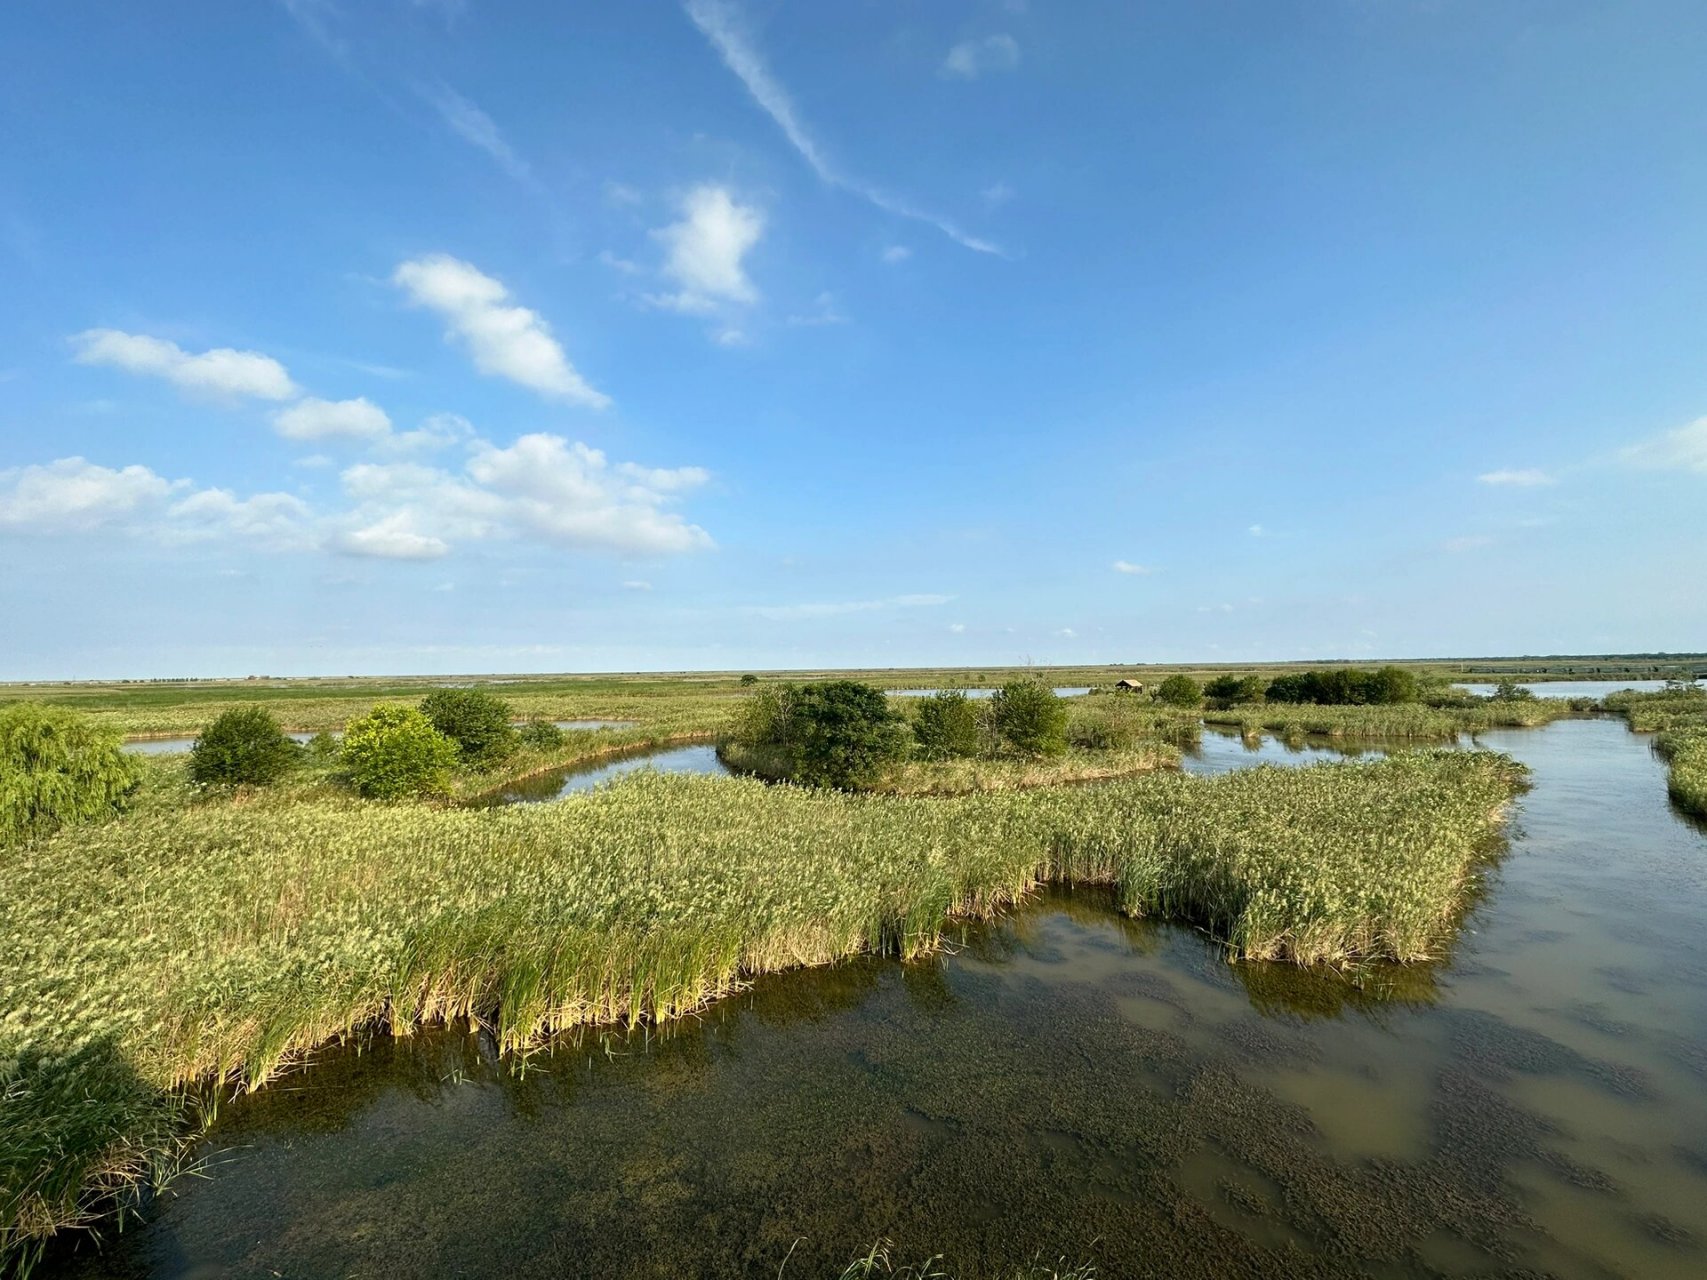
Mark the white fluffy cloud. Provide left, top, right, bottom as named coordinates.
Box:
left=1622, top=417, right=1707, bottom=473
left=650, top=185, right=765, bottom=313
left=0, top=457, right=309, bottom=548
left=334, top=512, right=451, bottom=561
left=1111, top=560, right=1154, bottom=575
left=2, top=428, right=713, bottom=561
left=273, top=396, right=394, bottom=442
left=1478, top=468, right=1555, bottom=487
left=166, top=489, right=314, bottom=549
left=331, top=433, right=712, bottom=559
left=392, top=255, right=611, bottom=407
left=71, top=329, right=297, bottom=401
left=942, top=34, right=1021, bottom=80
left=0, top=458, right=182, bottom=532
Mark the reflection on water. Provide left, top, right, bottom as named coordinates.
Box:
left=122, top=731, right=325, bottom=755
left=1454, top=679, right=1700, bottom=699
left=479, top=743, right=729, bottom=805
left=1179, top=724, right=1421, bottom=776
left=53, top=720, right=1707, bottom=1278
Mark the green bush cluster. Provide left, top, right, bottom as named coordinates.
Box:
left=991, top=680, right=1069, bottom=756
left=1263, top=666, right=1418, bottom=706
left=913, top=690, right=983, bottom=760
left=189, top=706, right=301, bottom=788
left=1156, top=674, right=1203, bottom=708
left=419, top=688, right=517, bottom=765
left=1203, top=674, right=1266, bottom=705
left=340, top=706, right=460, bottom=800
left=0, top=703, right=141, bottom=847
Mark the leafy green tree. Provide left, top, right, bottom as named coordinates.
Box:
left=739, top=673, right=759, bottom=687
left=1204, top=674, right=1268, bottom=705
left=0, top=703, right=141, bottom=845
left=993, top=680, right=1068, bottom=756
left=419, top=688, right=516, bottom=766
left=1368, top=666, right=1419, bottom=705
left=1234, top=675, right=1266, bottom=703
left=1156, top=674, right=1203, bottom=708
left=189, top=706, right=300, bottom=788
left=912, top=690, right=982, bottom=759
left=788, top=681, right=910, bottom=789
left=517, top=717, right=566, bottom=749
left=341, top=706, right=458, bottom=799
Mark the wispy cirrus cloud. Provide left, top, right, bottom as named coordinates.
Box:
left=942, top=34, right=1020, bottom=80
left=1111, top=560, right=1154, bottom=575
left=419, top=82, right=531, bottom=182
left=393, top=254, right=611, bottom=407
left=682, top=0, right=1002, bottom=256
left=746, top=592, right=952, bottom=621
left=1621, top=416, right=1707, bottom=474
left=1478, top=468, right=1555, bottom=487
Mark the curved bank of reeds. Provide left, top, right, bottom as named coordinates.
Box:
left=1, top=749, right=1524, bottom=1271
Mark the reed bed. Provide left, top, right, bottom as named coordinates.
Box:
left=1606, top=689, right=1707, bottom=816
left=1655, top=728, right=1707, bottom=819
left=0, top=750, right=1523, bottom=1269
left=1199, top=699, right=1575, bottom=740
left=719, top=741, right=1181, bottom=795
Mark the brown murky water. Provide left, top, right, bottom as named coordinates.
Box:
left=52, top=720, right=1707, bottom=1278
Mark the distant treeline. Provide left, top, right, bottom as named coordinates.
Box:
left=1211, top=666, right=1419, bottom=707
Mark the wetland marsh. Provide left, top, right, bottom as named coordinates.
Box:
left=38, top=719, right=1707, bottom=1279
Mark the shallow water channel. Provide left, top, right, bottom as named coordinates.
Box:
left=54, top=719, right=1707, bottom=1278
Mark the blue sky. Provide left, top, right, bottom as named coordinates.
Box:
left=3, top=0, right=1705, bottom=679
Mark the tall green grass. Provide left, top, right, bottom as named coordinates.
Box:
left=0, top=750, right=1523, bottom=1269
left=1200, top=699, right=1576, bottom=740
left=1655, top=728, right=1707, bottom=820
left=1607, top=688, right=1707, bottom=817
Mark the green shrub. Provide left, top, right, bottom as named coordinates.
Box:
left=1204, top=674, right=1265, bottom=705
left=913, top=690, right=982, bottom=760
left=1067, top=706, right=1137, bottom=751
left=517, top=717, right=566, bottom=750
left=993, top=681, right=1068, bottom=757
left=1267, top=667, right=1418, bottom=706
left=304, top=731, right=341, bottom=763
left=419, top=688, right=516, bottom=766
left=0, top=703, right=141, bottom=846
left=739, top=673, right=759, bottom=687
left=1156, top=674, right=1203, bottom=708
left=1489, top=678, right=1537, bottom=703
left=733, top=681, right=907, bottom=789
left=189, top=706, right=300, bottom=788
left=789, top=681, right=910, bottom=789
left=340, top=706, right=458, bottom=800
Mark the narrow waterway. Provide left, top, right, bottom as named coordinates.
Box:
left=52, top=719, right=1707, bottom=1279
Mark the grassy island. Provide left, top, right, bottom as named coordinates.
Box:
left=1, top=744, right=1525, bottom=1268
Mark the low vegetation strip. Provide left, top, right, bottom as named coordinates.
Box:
left=1200, top=700, right=1575, bottom=740
left=718, top=740, right=1180, bottom=795
left=1656, top=728, right=1707, bottom=819
left=0, top=749, right=1523, bottom=1268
